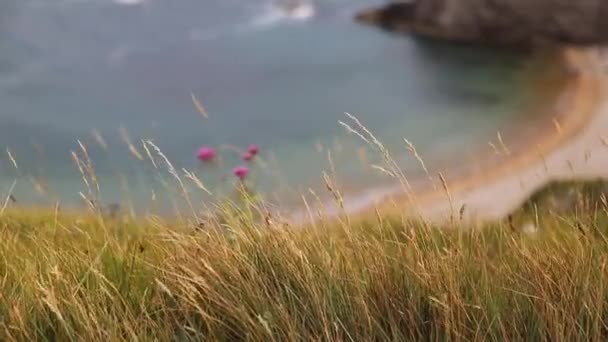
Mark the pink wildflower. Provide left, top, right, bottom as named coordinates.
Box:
left=247, top=144, right=260, bottom=156
left=242, top=151, right=254, bottom=162
left=233, top=166, right=249, bottom=181
left=196, top=146, right=216, bottom=162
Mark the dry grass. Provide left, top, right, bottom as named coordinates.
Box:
left=0, top=183, right=607, bottom=341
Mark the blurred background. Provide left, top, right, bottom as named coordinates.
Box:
left=0, top=0, right=547, bottom=212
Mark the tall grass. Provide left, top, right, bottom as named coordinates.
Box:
left=0, top=184, right=607, bottom=340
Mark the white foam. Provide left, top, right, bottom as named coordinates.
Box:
left=183, top=1, right=316, bottom=43
left=250, top=1, right=315, bottom=28
left=112, top=0, right=145, bottom=6
left=285, top=2, right=315, bottom=21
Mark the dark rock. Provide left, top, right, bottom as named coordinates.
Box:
left=355, top=0, right=608, bottom=47
left=355, top=2, right=418, bottom=32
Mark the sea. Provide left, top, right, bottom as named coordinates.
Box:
left=0, top=0, right=552, bottom=214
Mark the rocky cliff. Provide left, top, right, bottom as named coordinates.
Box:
left=355, top=0, right=608, bottom=47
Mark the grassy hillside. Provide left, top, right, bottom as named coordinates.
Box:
left=1, top=181, right=608, bottom=340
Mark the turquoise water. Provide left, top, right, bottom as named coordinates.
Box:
left=0, top=0, right=544, bottom=211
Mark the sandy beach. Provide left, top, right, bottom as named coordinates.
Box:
left=294, top=47, right=608, bottom=225
left=417, top=47, right=608, bottom=223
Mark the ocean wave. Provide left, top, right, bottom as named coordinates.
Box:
left=112, top=0, right=145, bottom=5
left=189, top=1, right=316, bottom=42
left=250, top=1, right=316, bottom=28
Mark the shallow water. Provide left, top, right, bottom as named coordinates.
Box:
left=0, top=0, right=547, bottom=212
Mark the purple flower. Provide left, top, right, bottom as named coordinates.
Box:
left=247, top=144, right=260, bottom=156
left=242, top=151, right=254, bottom=162
left=233, top=166, right=249, bottom=180
left=196, top=146, right=216, bottom=162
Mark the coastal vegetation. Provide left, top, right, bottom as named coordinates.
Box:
left=0, top=179, right=607, bottom=340
left=1, top=0, right=608, bottom=340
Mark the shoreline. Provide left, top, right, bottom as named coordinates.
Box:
left=293, top=46, right=605, bottom=225
left=414, top=47, right=604, bottom=222
left=1, top=48, right=601, bottom=226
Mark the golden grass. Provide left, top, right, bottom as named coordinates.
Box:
left=0, top=183, right=607, bottom=340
